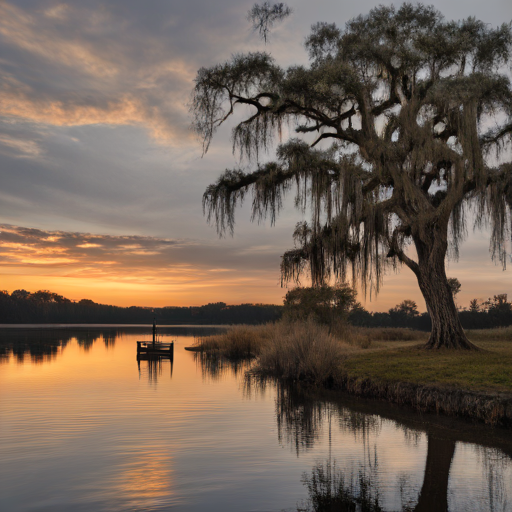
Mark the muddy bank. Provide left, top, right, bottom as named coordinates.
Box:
left=337, top=375, right=512, bottom=427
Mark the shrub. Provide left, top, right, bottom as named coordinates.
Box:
left=283, top=284, right=357, bottom=325
left=255, top=319, right=354, bottom=386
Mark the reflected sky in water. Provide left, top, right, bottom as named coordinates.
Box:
left=0, top=327, right=511, bottom=512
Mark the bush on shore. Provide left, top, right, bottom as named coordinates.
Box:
left=254, top=320, right=355, bottom=385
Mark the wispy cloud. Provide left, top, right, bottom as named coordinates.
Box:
left=0, top=224, right=184, bottom=269
left=0, top=134, right=43, bottom=158
left=0, top=86, right=189, bottom=144
left=0, top=3, right=118, bottom=77
left=0, top=2, right=199, bottom=144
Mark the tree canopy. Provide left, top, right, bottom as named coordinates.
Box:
left=193, top=3, right=512, bottom=349
left=283, top=283, right=357, bottom=325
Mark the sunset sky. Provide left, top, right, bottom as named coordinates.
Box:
left=1, top=0, right=511, bottom=311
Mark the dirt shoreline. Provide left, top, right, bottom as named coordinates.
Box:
left=336, top=374, right=512, bottom=427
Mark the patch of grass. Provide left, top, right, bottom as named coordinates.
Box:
left=356, top=327, right=428, bottom=343
left=344, top=338, right=512, bottom=393
left=466, top=326, right=512, bottom=343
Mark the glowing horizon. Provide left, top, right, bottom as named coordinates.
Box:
left=1, top=223, right=509, bottom=312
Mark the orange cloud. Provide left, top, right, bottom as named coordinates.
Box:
left=19, top=257, right=79, bottom=265
left=2, top=223, right=508, bottom=310
left=0, top=224, right=286, bottom=306
left=0, top=89, right=187, bottom=143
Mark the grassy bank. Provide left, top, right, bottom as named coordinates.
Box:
left=345, top=340, right=512, bottom=394
left=194, top=323, right=512, bottom=425
left=193, top=323, right=512, bottom=392
left=340, top=327, right=512, bottom=426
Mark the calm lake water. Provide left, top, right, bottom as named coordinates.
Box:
left=1, top=326, right=511, bottom=512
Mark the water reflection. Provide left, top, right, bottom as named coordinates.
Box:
left=107, top=451, right=175, bottom=510
left=1, top=327, right=511, bottom=512
left=194, top=351, right=251, bottom=382
left=297, top=435, right=465, bottom=512
left=299, top=460, right=382, bottom=512
left=0, top=327, right=124, bottom=363
left=242, top=376, right=512, bottom=512
left=0, top=328, right=73, bottom=363
left=137, top=357, right=174, bottom=384
left=296, top=428, right=511, bottom=512
left=0, top=326, right=224, bottom=365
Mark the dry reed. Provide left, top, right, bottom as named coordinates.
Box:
left=254, top=319, right=355, bottom=386
left=354, top=327, right=428, bottom=342
left=195, top=323, right=275, bottom=359
left=196, top=320, right=361, bottom=386
left=467, top=326, right=512, bottom=342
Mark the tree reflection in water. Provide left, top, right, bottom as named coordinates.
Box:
left=0, top=329, right=73, bottom=363
left=0, top=327, right=125, bottom=364
left=298, top=435, right=456, bottom=512
left=297, top=417, right=506, bottom=512
left=193, top=351, right=251, bottom=382
left=241, top=377, right=512, bottom=512
left=299, top=460, right=382, bottom=512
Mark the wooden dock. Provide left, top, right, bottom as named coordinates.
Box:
left=137, top=340, right=174, bottom=358
left=136, top=318, right=174, bottom=360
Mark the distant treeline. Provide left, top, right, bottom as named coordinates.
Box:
left=349, top=295, right=512, bottom=331
left=283, top=285, right=512, bottom=331
left=1, top=289, right=511, bottom=329
left=0, top=289, right=282, bottom=325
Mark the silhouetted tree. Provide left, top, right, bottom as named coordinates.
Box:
left=469, top=298, right=481, bottom=312
left=193, top=4, right=512, bottom=349
left=0, top=289, right=282, bottom=324
left=11, top=289, right=30, bottom=300
left=390, top=299, right=419, bottom=317
left=283, top=284, right=357, bottom=325
left=388, top=299, right=420, bottom=328
left=447, top=278, right=461, bottom=298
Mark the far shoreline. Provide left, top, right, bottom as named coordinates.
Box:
left=0, top=323, right=231, bottom=328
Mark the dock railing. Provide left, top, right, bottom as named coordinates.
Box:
left=137, top=340, right=174, bottom=356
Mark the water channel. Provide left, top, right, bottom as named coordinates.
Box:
left=1, top=326, right=511, bottom=511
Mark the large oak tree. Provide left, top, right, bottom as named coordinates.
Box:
left=192, top=3, right=512, bottom=349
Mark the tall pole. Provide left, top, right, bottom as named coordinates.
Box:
left=152, top=315, right=156, bottom=348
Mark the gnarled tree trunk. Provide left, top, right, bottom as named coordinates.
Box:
left=413, top=235, right=477, bottom=350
